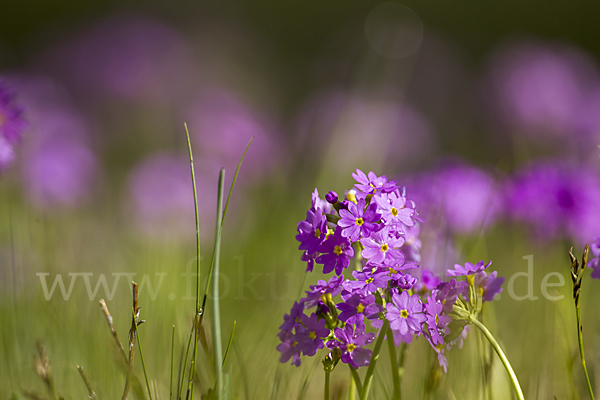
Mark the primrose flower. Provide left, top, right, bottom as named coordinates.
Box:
left=413, top=268, right=441, bottom=293
left=386, top=290, right=426, bottom=336
left=328, top=323, right=375, bottom=369
left=339, top=198, right=381, bottom=242
left=277, top=330, right=303, bottom=367
left=336, top=293, right=382, bottom=325
left=316, top=227, right=354, bottom=275
left=424, top=296, right=452, bottom=346
left=344, top=268, right=391, bottom=294
left=434, top=279, right=466, bottom=314
left=293, top=313, right=330, bottom=356
left=374, top=190, right=415, bottom=227
left=360, top=226, right=405, bottom=265
left=474, top=270, right=505, bottom=301
left=304, top=275, right=344, bottom=307
left=279, top=301, right=305, bottom=333
left=352, top=169, right=398, bottom=195
left=447, top=260, right=492, bottom=277
left=296, top=208, right=327, bottom=254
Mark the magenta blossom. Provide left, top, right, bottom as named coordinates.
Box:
left=316, top=227, right=354, bottom=275
left=328, top=323, right=375, bottom=369
left=339, top=198, right=381, bottom=242
left=386, top=290, right=426, bottom=336
left=447, top=260, right=492, bottom=277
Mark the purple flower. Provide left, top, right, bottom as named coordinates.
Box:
left=413, top=268, right=441, bottom=293
left=434, top=279, right=466, bottom=314
left=487, top=41, right=595, bottom=138
left=296, top=208, right=327, bottom=254
left=304, top=275, right=344, bottom=308
left=328, top=323, right=375, bottom=369
left=353, top=169, right=398, bottom=195
left=339, top=198, right=381, bottom=242
left=590, top=238, right=600, bottom=277
left=392, top=273, right=418, bottom=290
left=0, top=82, right=27, bottom=170
left=301, top=251, right=317, bottom=273
left=24, top=135, right=98, bottom=209
left=360, top=226, right=405, bottom=265
left=336, top=294, right=382, bottom=325
left=326, top=191, right=338, bottom=204
left=279, top=301, right=305, bottom=333
left=127, top=153, right=214, bottom=241
left=294, top=313, right=330, bottom=356
left=374, top=190, right=415, bottom=227
left=43, top=14, right=196, bottom=103
left=316, top=228, right=354, bottom=275
left=386, top=290, right=426, bottom=336
left=424, top=296, right=452, bottom=346
left=506, top=161, right=600, bottom=243
left=187, top=89, right=284, bottom=182
left=277, top=330, right=303, bottom=367
left=447, top=260, right=492, bottom=277
left=474, top=271, right=505, bottom=301
left=312, top=188, right=333, bottom=213
left=345, top=268, right=392, bottom=294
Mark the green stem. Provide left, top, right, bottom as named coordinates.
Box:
left=470, top=317, right=524, bottom=400
left=386, top=332, right=401, bottom=399
left=184, top=124, right=202, bottom=400
left=576, top=304, right=595, bottom=400
left=360, top=319, right=389, bottom=400
left=324, top=371, right=330, bottom=400
left=349, top=365, right=363, bottom=395
left=211, top=169, right=226, bottom=400
left=133, top=318, right=153, bottom=400
left=170, top=326, right=175, bottom=400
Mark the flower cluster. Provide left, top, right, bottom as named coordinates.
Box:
left=277, top=169, right=505, bottom=372
left=0, top=82, right=27, bottom=171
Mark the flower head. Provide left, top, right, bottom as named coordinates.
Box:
left=316, top=227, right=354, bottom=275
left=338, top=198, right=381, bottom=242
left=328, top=323, right=375, bottom=369
left=296, top=208, right=327, bottom=254
left=386, top=290, right=426, bottom=336
left=352, top=169, right=398, bottom=195
left=447, top=260, right=492, bottom=277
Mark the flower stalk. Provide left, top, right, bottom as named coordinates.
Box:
left=469, top=317, right=524, bottom=400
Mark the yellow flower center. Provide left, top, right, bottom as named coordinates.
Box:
left=334, top=245, right=343, bottom=256
left=314, top=228, right=321, bottom=238
left=347, top=343, right=356, bottom=352
left=309, top=331, right=316, bottom=340
left=366, top=278, right=374, bottom=284
left=435, top=315, right=439, bottom=325
left=356, top=217, right=364, bottom=226
left=391, top=207, right=399, bottom=217
left=400, top=309, right=409, bottom=319
left=357, top=303, right=365, bottom=313
left=380, top=243, right=389, bottom=252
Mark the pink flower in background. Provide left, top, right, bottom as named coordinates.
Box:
left=41, top=14, right=196, bottom=102
left=505, top=161, right=600, bottom=243
left=487, top=41, right=597, bottom=138
left=0, top=81, right=27, bottom=171
left=185, top=89, right=284, bottom=181
left=126, top=153, right=218, bottom=240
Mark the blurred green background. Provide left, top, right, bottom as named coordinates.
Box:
left=1, top=1, right=600, bottom=399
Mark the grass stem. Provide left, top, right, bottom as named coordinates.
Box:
left=359, top=319, right=389, bottom=400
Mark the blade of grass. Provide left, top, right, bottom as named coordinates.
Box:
left=184, top=123, right=203, bottom=400
left=133, top=308, right=153, bottom=400
left=179, top=323, right=193, bottom=400
left=222, top=321, right=236, bottom=369
left=170, top=326, right=175, bottom=400
left=210, top=169, right=226, bottom=400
